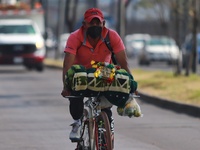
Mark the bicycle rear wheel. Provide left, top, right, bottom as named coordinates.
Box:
left=96, top=111, right=112, bottom=150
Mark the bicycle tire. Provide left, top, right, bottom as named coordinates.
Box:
left=96, top=111, right=112, bottom=150
left=76, top=109, right=92, bottom=150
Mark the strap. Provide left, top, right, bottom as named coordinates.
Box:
left=104, top=31, right=117, bottom=65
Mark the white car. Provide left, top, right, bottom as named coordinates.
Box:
left=58, top=33, right=70, bottom=57
left=0, top=19, right=46, bottom=71
left=138, top=36, right=181, bottom=65
left=125, top=33, right=151, bottom=57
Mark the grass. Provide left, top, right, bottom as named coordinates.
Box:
left=132, top=69, right=200, bottom=107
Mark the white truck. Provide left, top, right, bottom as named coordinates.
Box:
left=0, top=2, right=46, bottom=71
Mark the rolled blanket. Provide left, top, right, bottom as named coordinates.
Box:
left=65, top=64, right=137, bottom=107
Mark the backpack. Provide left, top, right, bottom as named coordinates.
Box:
left=104, top=30, right=117, bottom=65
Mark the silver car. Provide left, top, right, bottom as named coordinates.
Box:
left=138, top=36, right=180, bottom=65
left=125, top=33, right=151, bottom=58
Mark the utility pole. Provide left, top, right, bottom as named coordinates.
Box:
left=88, top=0, right=97, bottom=7
left=117, top=0, right=125, bottom=42
left=41, top=0, right=49, bottom=56
left=55, top=0, right=65, bottom=59
left=191, top=0, right=198, bottom=73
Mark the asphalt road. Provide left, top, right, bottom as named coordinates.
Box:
left=0, top=66, right=200, bottom=150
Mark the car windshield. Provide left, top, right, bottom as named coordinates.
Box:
left=0, top=25, right=36, bottom=34
left=126, top=38, right=145, bottom=45
left=133, top=39, right=145, bottom=43
left=147, top=38, right=175, bottom=46
left=198, top=38, right=200, bottom=46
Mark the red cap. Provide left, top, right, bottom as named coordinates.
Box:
left=84, top=8, right=104, bottom=23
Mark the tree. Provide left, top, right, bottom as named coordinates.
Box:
left=64, top=0, right=97, bottom=33
left=191, top=0, right=198, bottom=73
left=64, top=0, right=78, bottom=32
left=117, top=0, right=132, bottom=41
left=136, top=0, right=170, bottom=35
left=133, top=0, right=200, bottom=76
left=184, top=0, right=199, bottom=76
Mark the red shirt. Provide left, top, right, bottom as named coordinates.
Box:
left=64, top=26, right=125, bottom=69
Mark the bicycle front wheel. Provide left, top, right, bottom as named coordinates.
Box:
left=96, top=111, right=112, bottom=150
left=77, top=109, right=92, bottom=150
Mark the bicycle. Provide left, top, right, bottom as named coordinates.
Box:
left=64, top=61, right=140, bottom=149
left=65, top=95, right=113, bottom=150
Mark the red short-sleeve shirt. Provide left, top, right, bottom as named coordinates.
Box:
left=64, top=26, right=125, bottom=69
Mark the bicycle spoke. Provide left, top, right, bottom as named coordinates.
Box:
left=96, top=112, right=112, bottom=150
left=77, top=109, right=91, bottom=150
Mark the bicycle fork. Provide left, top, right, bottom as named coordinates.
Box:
left=88, top=104, right=96, bottom=150
left=97, top=121, right=107, bottom=149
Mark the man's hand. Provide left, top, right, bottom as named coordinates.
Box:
left=61, top=89, right=71, bottom=97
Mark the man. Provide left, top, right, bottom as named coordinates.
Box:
left=61, top=8, right=134, bottom=141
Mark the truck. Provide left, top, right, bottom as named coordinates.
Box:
left=0, top=2, right=46, bottom=71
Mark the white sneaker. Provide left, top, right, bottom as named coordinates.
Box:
left=69, top=122, right=81, bottom=142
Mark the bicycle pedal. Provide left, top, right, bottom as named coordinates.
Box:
left=70, top=138, right=82, bottom=143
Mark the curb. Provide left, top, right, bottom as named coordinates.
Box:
left=139, top=92, right=200, bottom=118
left=44, top=58, right=63, bottom=68
left=44, top=58, right=200, bottom=118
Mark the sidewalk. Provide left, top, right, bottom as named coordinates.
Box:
left=44, top=58, right=200, bottom=118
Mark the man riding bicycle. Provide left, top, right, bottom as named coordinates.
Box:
left=61, top=8, right=141, bottom=142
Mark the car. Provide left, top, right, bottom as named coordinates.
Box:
left=138, top=36, right=180, bottom=65
left=45, top=27, right=57, bottom=51
left=125, top=33, right=151, bottom=57
left=58, top=33, right=70, bottom=57
left=181, top=33, right=200, bottom=68
left=0, top=19, right=46, bottom=71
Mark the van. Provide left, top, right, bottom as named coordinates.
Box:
left=0, top=19, right=46, bottom=71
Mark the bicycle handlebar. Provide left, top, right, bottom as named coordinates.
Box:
left=64, top=93, right=140, bottom=99
left=64, top=96, right=84, bottom=99
left=64, top=96, right=99, bottom=99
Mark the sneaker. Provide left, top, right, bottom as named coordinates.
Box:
left=69, top=122, right=81, bottom=142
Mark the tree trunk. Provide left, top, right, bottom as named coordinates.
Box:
left=117, top=0, right=125, bottom=42
left=65, top=0, right=78, bottom=33
left=191, top=0, right=198, bottom=73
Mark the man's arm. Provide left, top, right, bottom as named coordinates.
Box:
left=62, top=52, right=75, bottom=90
left=115, top=50, right=131, bottom=74
left=115, top=50, right=138, bottom=94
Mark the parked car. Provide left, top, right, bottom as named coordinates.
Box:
left=181, top=33, right=200, bottom=68
left=45, top=28, right=57, bottom=51
left=0, top=19, right=46, bottom=71
left=138, top=36, right=180, bottom=65
left=125, top=33, right=151, bottom=57
left=58, top=33, right=70, bottom=57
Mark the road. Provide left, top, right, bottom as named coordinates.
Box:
left=0, top=66, right=200, bottom=150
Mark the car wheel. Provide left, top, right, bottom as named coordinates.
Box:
left=36, top=63, right=44, bottom=72
left=143, top=59, right=150, bottom=65
left=167, top=60, right=173, bottom=65
left=138, top=59, right=144, bottom=65
left=145, top=61, right=150, bottom=65
left=24, top=64, right=33, bottom=71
